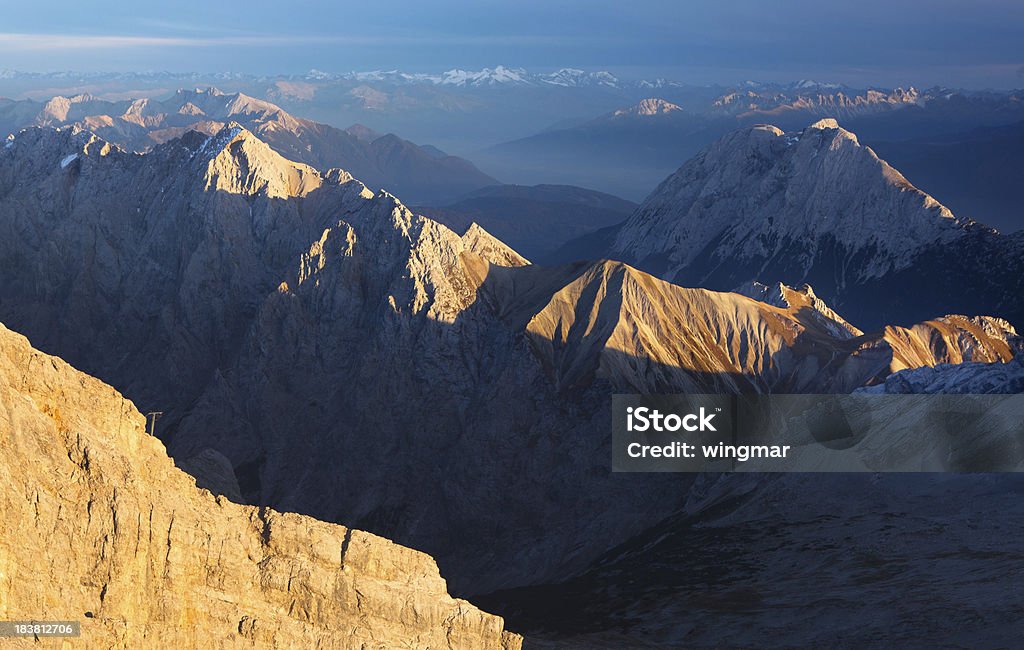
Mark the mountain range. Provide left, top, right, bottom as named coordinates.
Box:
left=7, top=69, right=1021, bottom=162
left=0, top=87, right=497, bottom=202
left=0, top=66, right=672, bottom=91
left=0, top=118, right=1020, bottom=603
left=478, top=87, right=1024, bottom=217
left=1, top=92, right=1022, bottom=647
left=5, top=71, right=1022, bottom=239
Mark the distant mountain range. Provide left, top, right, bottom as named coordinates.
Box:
left=0, top=66, right=675, bottom=90
left=479, top=87, right=1024, bottom=210
left=0, top=87, right=498, bottom=202
left=6, top=68, right=1021, bottom=163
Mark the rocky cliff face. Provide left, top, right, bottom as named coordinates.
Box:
left=0, top=322, right=520, bottom=649
left=613, top=98, right=683, bottom=117
left=0, top=123, right=354, bottom=412
left=610, top=119, right=1024, bottom=328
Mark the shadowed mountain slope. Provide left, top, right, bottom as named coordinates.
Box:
left=0, top=124, right=1017, bottom=599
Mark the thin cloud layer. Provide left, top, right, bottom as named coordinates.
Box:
left=0, top=0, right=1021, bottom=87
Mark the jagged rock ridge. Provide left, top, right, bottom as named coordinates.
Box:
left=0, top=322, right=520, bottom=648
left=0, top=87, right=497, bottom=202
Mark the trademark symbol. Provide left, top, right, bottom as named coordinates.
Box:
left=716, top=408, right=722, bottom=412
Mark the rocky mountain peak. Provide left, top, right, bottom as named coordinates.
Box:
left=178, top=101, right=205, bottom=116
left=2, top=124, right=119, bottom=177
left=344, top=123, right=381, bottom=142
left=736, top=280, right=863, bottom=339
left=807, top=117, right=841, bottom=130
left=460, top=222, right=530, bottom=267
left=1, top=87, right=497, bottom=203
left=178, top=85, right=225, bottom=97
left=614, top=98, right=683, bottom=117
left=39, top=95, right=74, bottom=122
left=612, top=118, right=967, bottom=288
left=199, top=123, right=323, bottom=198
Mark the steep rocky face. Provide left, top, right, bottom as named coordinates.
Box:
left=0, top=126, right=1018, bottom=599
left=0, top=322, right=520, bottom=649
left=1, top=88, right=498, bottom=202
left=0, top=123, right=356, bottom=412
left=494, top=262, right=1016, bottom=395
left=613, top=119, right=964, bottom=282
left=610, top=119, right=1024, bottom=328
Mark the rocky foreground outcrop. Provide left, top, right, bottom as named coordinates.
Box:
left=0, top=322, right=520, bottom=649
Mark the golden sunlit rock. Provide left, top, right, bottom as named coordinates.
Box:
left=0, top=323, right=520, bottom=649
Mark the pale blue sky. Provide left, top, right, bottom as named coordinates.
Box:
left=1, top=0, right=1022, bottom=87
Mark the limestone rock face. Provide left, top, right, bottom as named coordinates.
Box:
left=0, top=123, right=374, bottom=415
left=859, top=347, right=1024, bottom=394
left=0, top=322, right=520, bottom=649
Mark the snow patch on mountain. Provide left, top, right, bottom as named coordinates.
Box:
left=793, top=79, right=844, bottom=90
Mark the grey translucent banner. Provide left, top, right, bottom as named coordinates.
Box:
left=612, top=394, right=1024, bottom=472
